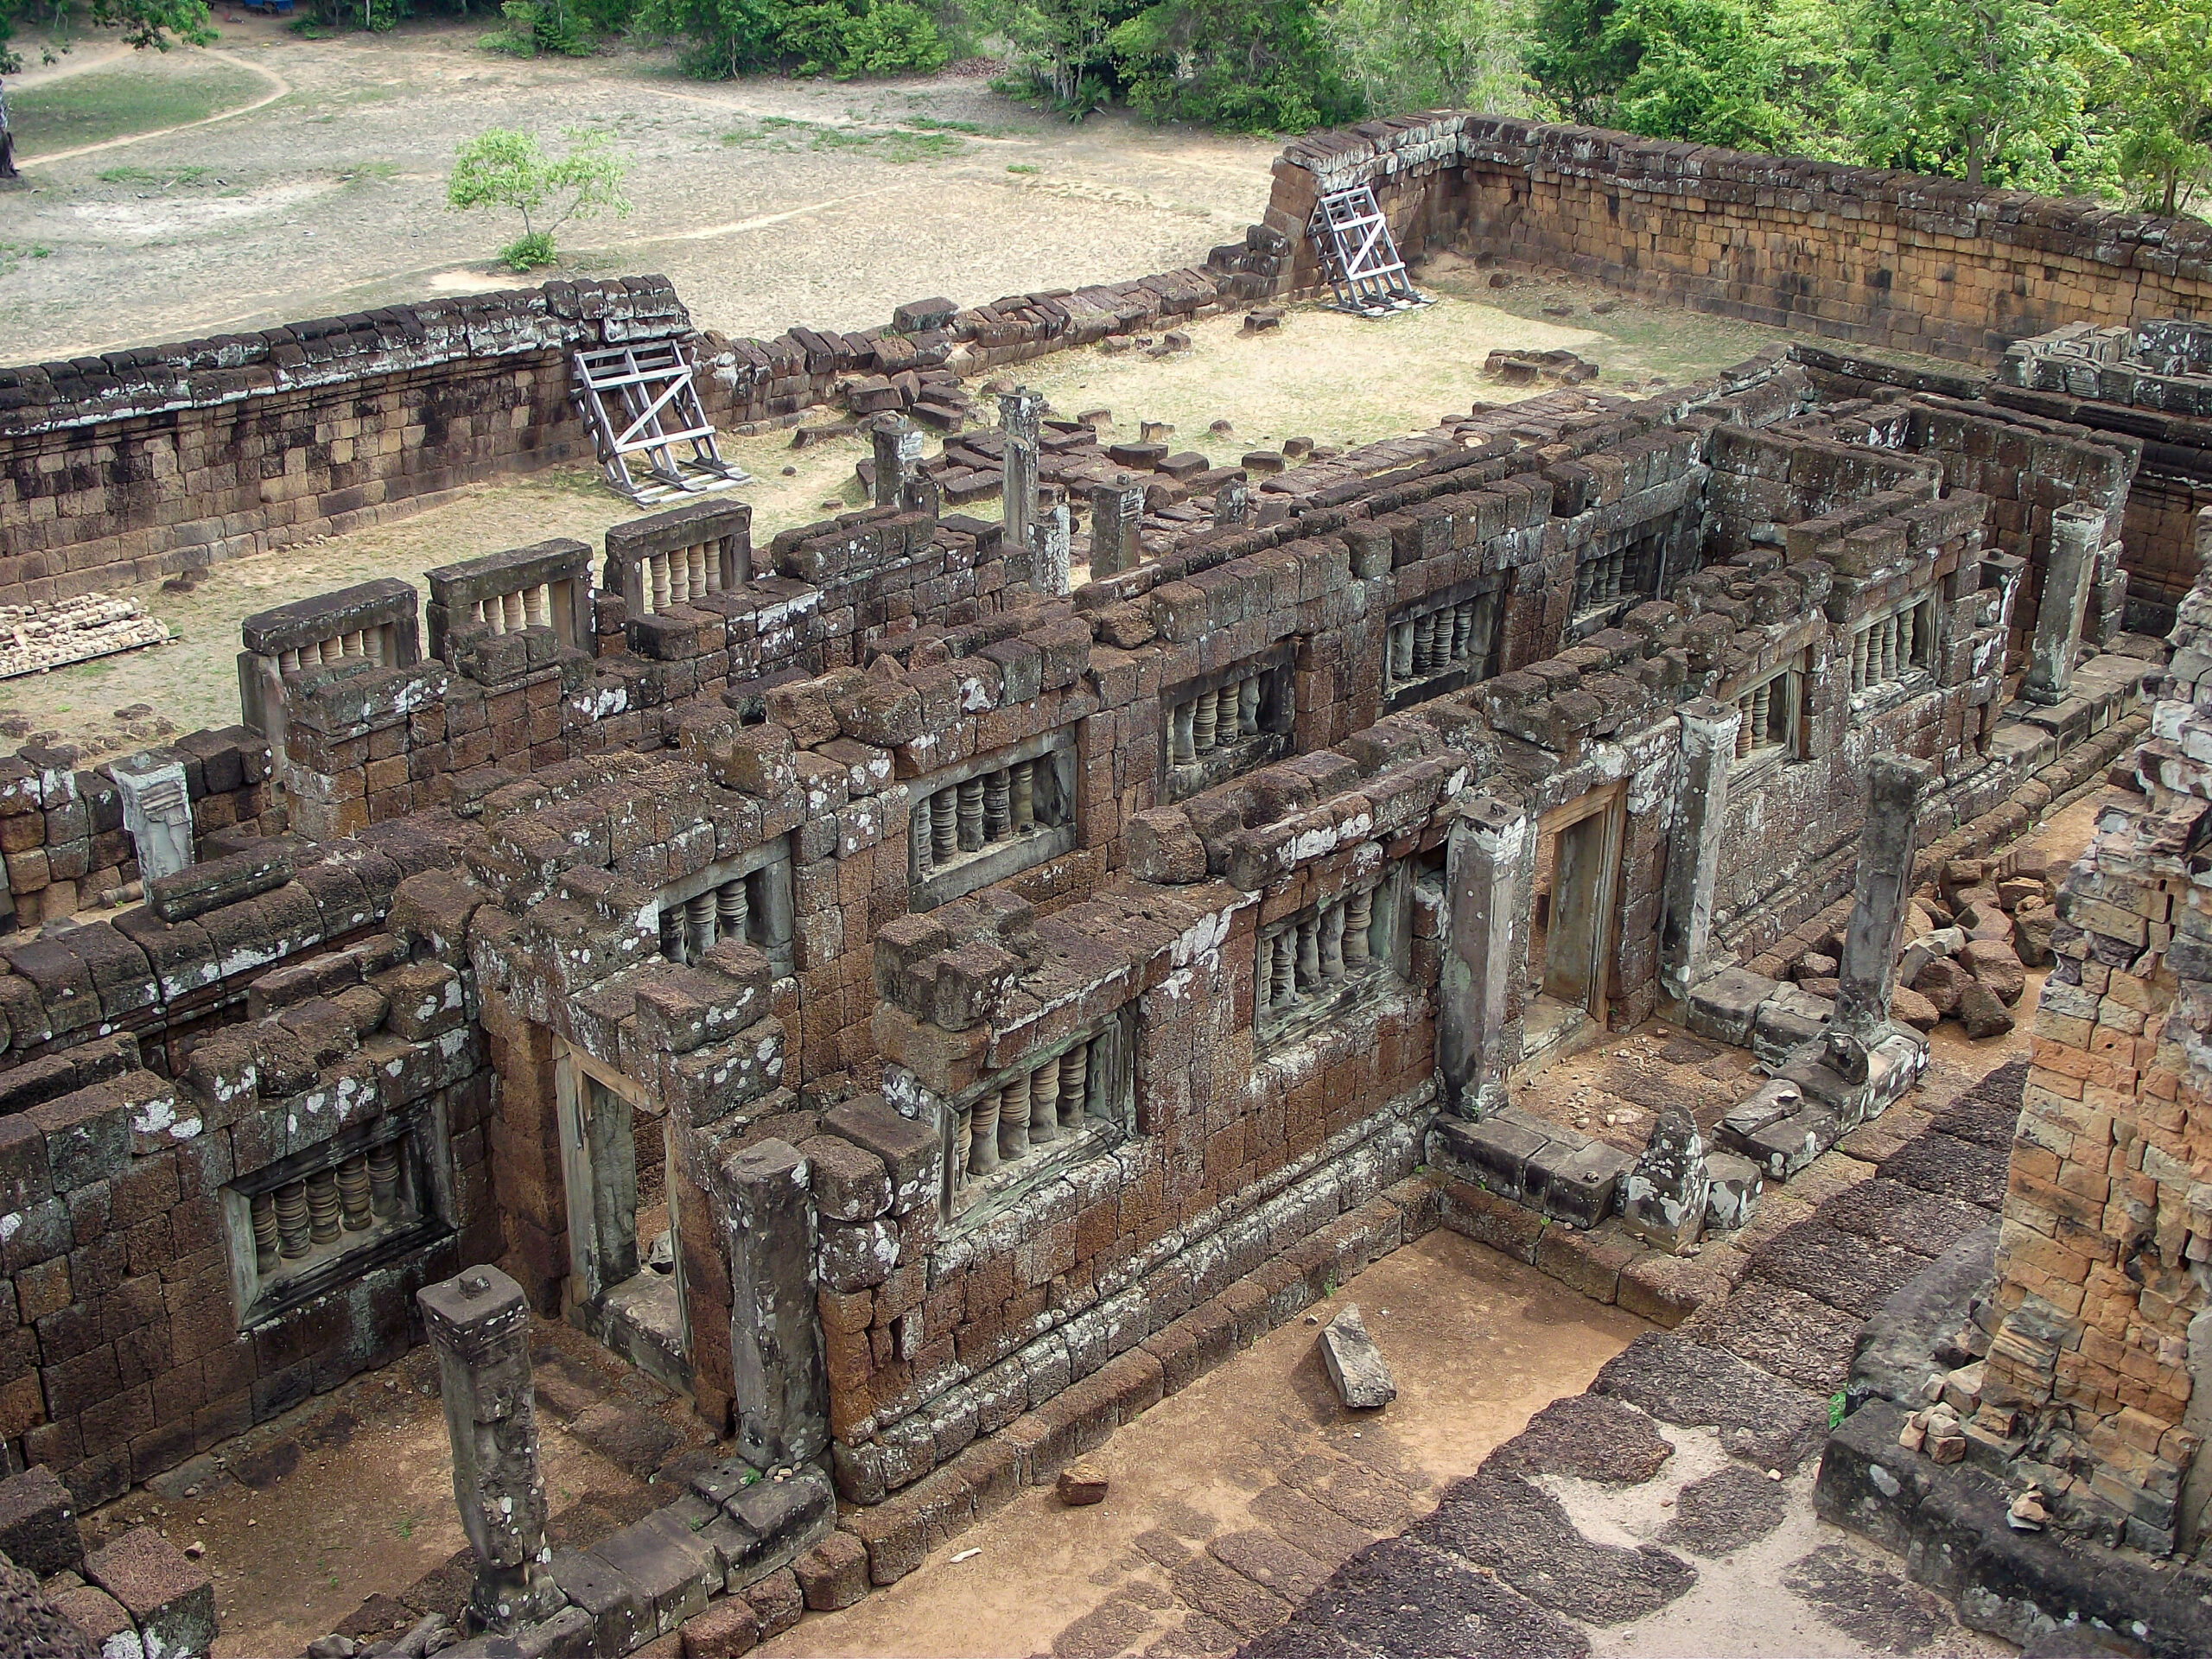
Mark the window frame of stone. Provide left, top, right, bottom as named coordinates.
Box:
left=1568, top=524, right=1667, bottom=636
left=1726, top=655, right=1806, bottom=774
left=1382, top=580, right=1503, bottom=711
left=906, top=731, right=1079, bottom=912
left=222, top=1100, right=453, bottom=1328
left=1162, top=643, right=1297, bottom=803
left=1845, top=594, right=1938, bottom=709
left=658, top=838, right=795, bottom=976
left=936, top=1008, right=1135, bottom=1228
left=552, top=1041, right=692, bottom=1386
left=1252, top=858, right=1416, bottom=1051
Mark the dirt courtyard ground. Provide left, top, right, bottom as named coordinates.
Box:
left=0, top=18, right=1281, bottom=360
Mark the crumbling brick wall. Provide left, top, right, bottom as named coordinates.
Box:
left=1980, top=507, right=2212, bottom=1556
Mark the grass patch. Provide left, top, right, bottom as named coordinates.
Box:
left=720, top=116, right=967, bottom=163
left=0, top=241, right=54, bottom=278
left=96, top=163, right=216, bottom=186
left=1007, top=162, right=1039, bottom=175
left=13, top=64, right=268, bottom=158
left=336, top=160, right=401, bottom=183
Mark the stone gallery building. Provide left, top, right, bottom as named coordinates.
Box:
left=1, top=111, right=2211, bottom=1655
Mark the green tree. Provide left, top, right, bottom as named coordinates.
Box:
left=1840, top=0, right=2107, bottom=192
left=1524, top=0, right=1640, bottom=124
left=446, top=125, right=631, bottom=272
left=1321, top=0, right=1534, bottom=118
left=2, top=0, right=214, bottom=73
left=632, top=0, right=945, bottom=79
left=982, top=0, right=1145, bottom=116
left=1610, top=0, right=1846, bottom=152
left=1109, top=0, right=1355, bottom=132
left=2070, top=0, right=2212, bottom=214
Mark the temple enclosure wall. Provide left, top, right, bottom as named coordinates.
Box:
left=12, top=113, right=2212, bottom=613
left=1267, top=117, right=2212, bottom=363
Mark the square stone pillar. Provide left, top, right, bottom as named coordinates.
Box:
left=1439, top=795, right=1529, bottom=1116
left=718, top=1138, right=828, bottom=1468
left=110, top=753, right=194, bottom=884
left=1030, top=488, right=1071, bottom=597
left=872, top=417, right=924, bottom=511
left=1214, top=475, right=1251, bottom=530
left=1089, top=477, right=1145, bottom=575
left=417, top=1265, right=563, bottom=1633
left=2023, top=503, right=2107, bottom=705
left=1658, top=698, right=1739, bottom=1006
left=1833, top=753, right=1934, bottom=1042
left=1000, top=388, right=1044, bottom=564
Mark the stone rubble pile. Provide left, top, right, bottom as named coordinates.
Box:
left=0, top=594, right=168, bottom=681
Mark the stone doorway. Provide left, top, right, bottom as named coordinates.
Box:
left=1522, top=785, right=1624, bottom=1070
left=553, top=1041, right=693, bottom=1394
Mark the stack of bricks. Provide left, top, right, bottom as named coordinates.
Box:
left=0, top=732, right=273, bottom=928
left=1980, top=505, right=2212, bottom=1554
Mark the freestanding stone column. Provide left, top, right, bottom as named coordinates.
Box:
left=111, top=753, right=194, bottom=882
left=2023, top=503, right=2107, bottom=705
left=1833, top=753, right=1933, bottom=1042
left=1439, top=795, right=1529, bottom=1116
left=872, top=417, right=924, bottom=511
left=1000, top=387, right=1044, bottom=565
left=417, top=1266, right=562, bottom=1633
left=720, top=1138, right=828, bottom=1468
left=1088, top=476, right=1145, bottom=575
left=1658, top=698, right=1739, bottom=1006
left=1030, top=487, right=1071, bottom=597
left=1214, top=474, right=1252, bottom=530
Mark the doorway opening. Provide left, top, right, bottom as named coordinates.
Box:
left=1521, top=785, right=1625, bottom=1074
left=554, top=1041, right=691, bottom=1393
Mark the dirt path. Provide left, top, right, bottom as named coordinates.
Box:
left=23, top=45, right=290, bottom=164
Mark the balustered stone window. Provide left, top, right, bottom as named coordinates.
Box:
left=1164, top=650, right=1295, bottom=801
left=224, top=1107, right=447, bottom=1326
left=1730, top=659, right=1802, bottom=766
left=273, top=622, right=401, bottom=676
left=909, top=734, right=1078, bottom=910
left=659, top=842, right=795, bottom=974
left=459, top=578, right=581, bottom=648
left=1847, top=597, right=1936, bottom=698
left=1571, top=528, right=1663, bottom=624
left=635, top=541, right=731, bottom=615
left=941, top=1014, right=1133, bottom=1224
left=1384, top=587, right=1499, bottom=709
left=1254, top=862, right=1413, bottom=1047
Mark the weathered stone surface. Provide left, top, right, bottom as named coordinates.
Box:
left=1488, top=1394, right=1674, bottom=1485
left=0, top=1465, right=81, bottom=1580
left=1659, top=1464, right=1791, bottom=1556
left=1242, top=1536, right=1591, bottom=1659
left=85, top=1526, right=217, bottom=1659
left=1319, top=1305, right=1396, bottom=1409
left=1412, top=1470, right=1698, bottom=1623
left=1954, top=979, right=2015, bottom=1038
left=1592, top=1333, right=1830, bottom=1474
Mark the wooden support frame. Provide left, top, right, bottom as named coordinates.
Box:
left=1311, top=186, right=1428, bottom=317
left=569, top=338, right=752, bottom=505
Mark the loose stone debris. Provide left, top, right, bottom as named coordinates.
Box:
left=0, top=594, right=168, bottom=681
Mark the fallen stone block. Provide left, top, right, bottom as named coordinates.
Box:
left=1319, top=1304, right=1397, bottom=1408
left=86, top=1525, right=217, bottom=1659
left=0, top=1464, right=81, bottom=1579
left=1703, top=1151, right=1763, bottom=1232
left=1057, top=1463, right=1109, bottom=1506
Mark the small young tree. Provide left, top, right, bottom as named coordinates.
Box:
left=446, top=126, right=630, bottom=273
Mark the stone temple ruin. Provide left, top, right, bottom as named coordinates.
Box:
left=3, top=111, right=2212, bottom=1656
